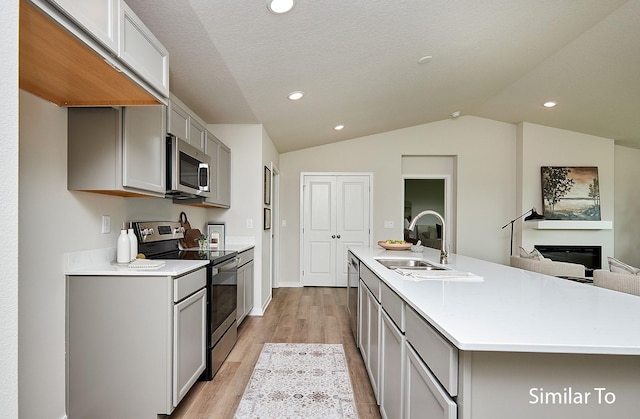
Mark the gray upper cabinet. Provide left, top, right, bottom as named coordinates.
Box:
left=168, top=100, right=189, bottom=140
left=189, top=118, right=206, bottom=152
left=167, top=100, right=205, bottom=152
left=119, top=2, right=169, bottom=97
left=47, top=0, right=120, bottom=54
left=42, top=0, right=169, bottom=100
left=204, top=132, right=231, bottom=208
left=68, top=106, right=167, bottom=197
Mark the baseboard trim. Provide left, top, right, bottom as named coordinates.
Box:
left=278, top=281, right=303, bottom=288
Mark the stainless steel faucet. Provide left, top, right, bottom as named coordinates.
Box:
left=407, top=210, right=448, bottom=264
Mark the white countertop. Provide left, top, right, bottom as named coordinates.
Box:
left=350, top=246, right=640, bottom=355
left=222, top=244, right=255, bottom=253
left=63, top=245, right=251, bottom=277
left=66, top=258, right=209, bottom=277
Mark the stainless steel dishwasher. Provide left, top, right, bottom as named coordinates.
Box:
left=347, top=251, right=359, bottom=343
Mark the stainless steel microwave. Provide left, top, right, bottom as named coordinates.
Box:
left=166, top=134, right=211, bottom=199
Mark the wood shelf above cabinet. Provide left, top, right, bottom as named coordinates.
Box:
left=532, top=220, right=613, bottom=230
left=19, top=0, right=159, bottom=107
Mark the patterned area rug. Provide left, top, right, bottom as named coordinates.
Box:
left=235, top=343, right=358, bottom=418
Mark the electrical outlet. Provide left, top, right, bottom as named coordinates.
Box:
left=102, top=215, right=111, bottom=234
left=384, top=220, right=394, bottom=228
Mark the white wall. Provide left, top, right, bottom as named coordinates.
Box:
left=613, top=145, right=640, bottom=267
left=1, top=1, right=19, bottom=417
left=207, top=124, right=279, bottom=314
left=517, top=122, right=615, bottom=269
left=18, top=91, right=210, bottom=419
left=279, top=116, right=516, bottom=286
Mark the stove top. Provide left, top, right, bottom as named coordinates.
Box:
left=132, top=220, right=236, bottom=264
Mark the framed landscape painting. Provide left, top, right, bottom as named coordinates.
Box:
left=541, top=166, right=601, bottom=220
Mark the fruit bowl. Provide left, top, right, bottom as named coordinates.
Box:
left=377, top=240, right=412, bottom=250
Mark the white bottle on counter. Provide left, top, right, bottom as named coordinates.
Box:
left=117, top=229, right=130, bottom=263
left=128, top=227, right=138, bottom=262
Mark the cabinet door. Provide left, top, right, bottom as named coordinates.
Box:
left=367, top=288, right=381, bottom=404
left=381, top=310, right=405, bottom=419
left=358, top=280, right=369, bottom=364
left=237, top=265, right=246, bottom=324
left=189, top=118, right=206, bottom=151
left=217, top=144, right=231, bottom=207
left=244, top=261, right=254, bottom=317
left=173, top=288, right=207, bottom=406
left=120, top=2, right=169, bottom=96
left=49, top=0, right=120, bottom=53
left=122, top=106, right=166, bottom=193
left=168, top=101, right=189, bottom=140
left=405, top=343, right=456, bottom=419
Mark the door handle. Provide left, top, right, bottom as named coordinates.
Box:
left=332, top=235, right=336, bottom=239
left=337, top=235, right=341, bottom=239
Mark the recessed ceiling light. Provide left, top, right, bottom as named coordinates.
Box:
left=268, top=0, right=294, bottom=14
left=288, top=91, right=304, bottom=101
left=417, top=55, right=433, bottom=64
left=334, top=125, right=345, bottom=131
left=543, top=101, right=558, bottom=108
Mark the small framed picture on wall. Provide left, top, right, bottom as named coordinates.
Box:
left=264, top=166, right=271, bottom=206
left=264, top=208, right=271, bottom=230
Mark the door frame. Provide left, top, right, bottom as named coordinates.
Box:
left=271, top=164, right=280, bottom=289
left=299, top=172, right=374, bottom=284
left=401, top=174, right=454, bottom=253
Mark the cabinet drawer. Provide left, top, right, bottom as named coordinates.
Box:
left=360, top=263, right=380, bottom=302
left=381, top=281, right=404, bottom=332
left=174, top=268, right=206, bottom=302
left=405, top=307, right=458, bottom=396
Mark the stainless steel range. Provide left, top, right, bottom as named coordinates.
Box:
left=132, top=220, right=238, bottom=381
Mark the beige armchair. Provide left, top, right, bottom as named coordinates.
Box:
left=593, top=270, right=640, bottom=296
left=510, top=256, right=586, bottom=278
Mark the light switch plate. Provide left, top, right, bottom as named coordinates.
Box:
left=102, top=215, right=111, bottom=234
left=384, top=221, right=394, bottom=228
left=246, top=218, right=253, bottom=229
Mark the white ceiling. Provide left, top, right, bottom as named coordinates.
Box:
left=125, top=0, right=640, bottom=153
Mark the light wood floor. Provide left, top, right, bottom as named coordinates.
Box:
left=169, top=287, right=381, bottom=419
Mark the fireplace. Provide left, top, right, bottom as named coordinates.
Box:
left=534, top=245, right=602, bottom=277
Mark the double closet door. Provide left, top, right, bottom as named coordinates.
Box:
left=302, top=174, right=371, bottom=287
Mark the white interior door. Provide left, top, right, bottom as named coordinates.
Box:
left=303, top=176, right=337, bottom=286
left=302, top=174, right=370, bottom=286
left=336, top=175, right=370, bottom=286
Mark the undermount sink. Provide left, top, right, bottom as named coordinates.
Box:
left=375, top=258, right=447, bottom=270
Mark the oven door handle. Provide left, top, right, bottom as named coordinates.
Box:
left=215, top=257, right=239, bottom=273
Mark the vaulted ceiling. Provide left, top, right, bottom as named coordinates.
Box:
left=126, top=0, right=640, bottom=153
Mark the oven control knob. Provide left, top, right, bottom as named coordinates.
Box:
left=141, top=228, right=154, bottom=240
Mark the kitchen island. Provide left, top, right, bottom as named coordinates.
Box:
left=349, top=246, right=640, bottom=419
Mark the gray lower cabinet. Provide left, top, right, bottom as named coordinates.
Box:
left=380, top=310, right=405, bottom=419
left=380, top=281, right=406, bottom=419
left=66, top=268, right=206, bottom=418
left=356, top=257, right=457, bottom=418
left=237, top=248, right=254, bottom=324
left=359, top=279, right=381, bottom=403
